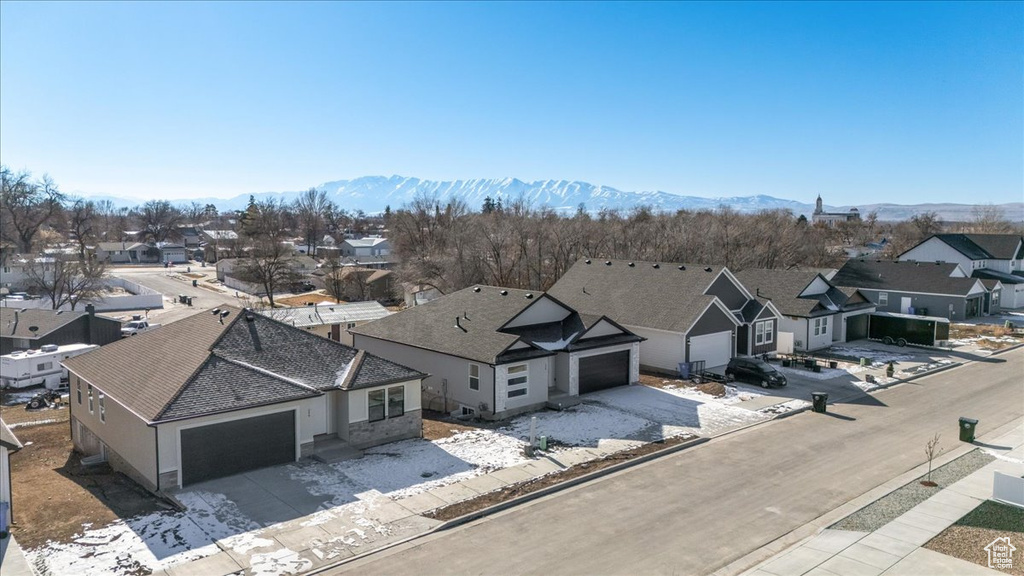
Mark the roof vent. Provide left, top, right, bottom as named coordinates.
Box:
left=628, top=262, right=635, bottom=267
left=605, top=261, right=612, bottom=266
left=473, top=287, right=481, bottom=292
left=28, top=325, right=38, bottom=334
left=678, top=265, right=686, bottom=271
left=500, top=290, right=508, bottom=296
left=56, top=310, right=63, bottom=315
left=525, top=293, right=534, bottom=299
left=585, top=259, right=591, bottom=264
left=455, top=316, right=466, bottom=332
left=704, top=267, right=712, bottom=272
left=652, top=264, right=660, bottom=269
left=211, top=308, right=220, bottom=315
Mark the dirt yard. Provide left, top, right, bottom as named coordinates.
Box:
left=639, top=372, right=727, bottom=397
left=951, top=323, right=1024, bottom=350
left=1, top=388, right=71, bottom=426
left=421, top=410, right=497, bottom=440
left=7, top=421, right=165, bottom=548
left=275, top=292, right=341, bottom=307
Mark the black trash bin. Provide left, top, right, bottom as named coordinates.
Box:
left=186, top=297, right=193, bottom=306
left=812, top=392, right=828, bottom=413
left=959, top=417, right=978, bottom=443
left=192, top=279, right=198, bottom=287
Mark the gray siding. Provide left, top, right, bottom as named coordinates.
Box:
left=689, top=304, right=738, bottom=337
left=706, top=274, right=748, bottom=311
left=0, top=314, right=122, bottom=355
left=857, top=289, right=972, bottom=320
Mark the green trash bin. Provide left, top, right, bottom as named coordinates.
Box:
left=959, top=417, right=978, bottom=443
left=812, top=392, right=828, bottom=413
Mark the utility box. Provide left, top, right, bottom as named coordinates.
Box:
left=812, top=392, right=828, bottom=413
left=959, top=417, right=978, bottom=443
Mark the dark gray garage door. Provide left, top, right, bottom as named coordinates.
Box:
left=579, top=350, right=630, bottom=394
left=180, top=411, right=296, bottom=485
left=847, top=314, right=868, bottom=341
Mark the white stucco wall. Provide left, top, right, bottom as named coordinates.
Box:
left=899, top=237, right=973, bottom=271
left=580, top=319, right=623, bottom=339
left=495, top=356, right=552, bottom=413
left=627, top=325, right=685, bottom=371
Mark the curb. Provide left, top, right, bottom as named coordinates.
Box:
left=712, top=416, right=1024, bottom=576
left=308, top=435, right=710, bottom=573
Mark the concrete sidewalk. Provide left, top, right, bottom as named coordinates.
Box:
left=743, top=423, right=1024, bottom=576
left=0, top=535, right=34, bottom=576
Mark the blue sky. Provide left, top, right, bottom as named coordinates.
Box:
left=1, top=1, right=1021, bottom=204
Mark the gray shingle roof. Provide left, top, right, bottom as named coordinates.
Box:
left=0, top=308, right=120, bottom=340
left=972, top=269, right=1024, bottom=285
left=546, top=259, right=727, bottom=333
left=734, top=269, right=859, bottom=318
left=350, top=286, right=542, bottom=364
left=922, top=234, right=1024, bottom=261
left=64, top=306, right=424, bottom=422
left=832, top=260, right=980, bottom=296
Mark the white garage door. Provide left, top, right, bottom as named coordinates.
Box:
left=689, top=331, right=732, bottom=369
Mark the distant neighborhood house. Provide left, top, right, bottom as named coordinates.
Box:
left=898, top=233, right=1024, bottom=309
left=260, top=301, right=391, bottom=346
left=340, top=237, right=390, bottom=258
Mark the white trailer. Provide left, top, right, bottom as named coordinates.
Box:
left=0, top=343, right=99, bottom=389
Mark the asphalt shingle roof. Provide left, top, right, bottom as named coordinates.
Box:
left=546, top=259, right=727, bottom=333
left=924, top=234, right=1024, bottom=261
left=0, top=308, right=119, bottom=340
left=832, top=260, right=980, bottom=297
left=350, top=286, right=541, bottom=363
left=972, top=269, right=1024, bottom=285
left=64, top=306, right=424, bottom=422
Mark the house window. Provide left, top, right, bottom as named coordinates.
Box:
left=76, top=379, right=82, bottom=404
left=99, top=393, right=106, bottom=423
left=993, top=291, right=1000, bottom=303
left=347, top=322, right=356, bottom=329
left=814, top=317, right=829, bottom=336
left=507, top=364, right=528, bottom=399
left=388, top=386, right=404, bottom=418
left=879, top=292, right=888, bottom=306
left=755, top=322, right=765, bottom=345
left=37, top=361, right=52, bottom=371
left=764, top=320, right=774, bottom=344
left=469, top=364, right=480, bottom=391
left=368, top=389, right=385, bottom=422
left=88, top=384, right=94, bottom=413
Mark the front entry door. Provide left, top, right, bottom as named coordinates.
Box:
left=900, top=297, right=912, bottom=314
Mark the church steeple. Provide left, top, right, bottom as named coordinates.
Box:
left=814, top=195, right=823, bottom=214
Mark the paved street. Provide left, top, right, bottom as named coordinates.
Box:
left=333, top=348, right=1024, bottom=576
left=107, top=265, right=244, bottom=324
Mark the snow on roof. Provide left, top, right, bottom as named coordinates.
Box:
left=263, top=301, right=392, bottom=327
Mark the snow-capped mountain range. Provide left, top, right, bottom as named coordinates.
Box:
left=84, top=175, right=1022, bottom=221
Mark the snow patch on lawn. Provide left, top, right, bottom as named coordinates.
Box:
left=503, top=401, right=654, bottom=448
left=829, top=345, right=915, bottom=364
left=777, top=365, right=850, bottom=381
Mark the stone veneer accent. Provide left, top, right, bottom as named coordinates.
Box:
left=348, top=409, right=422, bottom=449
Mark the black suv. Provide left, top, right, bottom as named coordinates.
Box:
left=725, top=357, right=787, bottom=388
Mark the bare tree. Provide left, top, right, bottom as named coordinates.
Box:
left=294, top=187, right=332, bottom=256
left=923, top=433, right=944, bottom=485
left=137, top=200, right=184, bottom=243
left=234, top=240, right=300, bottom=308
left=968, top=205, right=1013, bottom=233
left=67, top=198, right=98, bottom=258
left=321, top=257, right=347, bottom=303
left=0, top=166, right=66, bottom=252
left=25, top=254, right=108, bottom=310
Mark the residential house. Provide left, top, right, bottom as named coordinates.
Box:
left=0, top=418, right=22, bottom=538
left=734, top=269, right=876, bottom=352
left=199, top=230, right=239, bottom=263
left=156, top=243, right=189, bottom=264
left=340, top=237, right=390, bottom=258
left=320, top=268, right=395, bottom=302
left=831, top=259, right=991, bottom=320
left=1, top=254, right=55, bottom=291
left=93, top=242, right=153, bottom=264
left=351, top=286, right=644, bottom=419
left=1, top=305, right=123, bottom=355
left=261, top=301, right=392, bottom=346
left=898, top=234, right=1024, bottom=309
left=64, top=306, right=426, bottom=490
left=403, top=283, right=441, bottom=307
left=547, top=259, right=783, bottom=373
left=177, top=227, right=201, bottom=249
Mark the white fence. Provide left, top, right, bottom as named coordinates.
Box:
left=993, top=472, right=1024, bottom=509
left=0, top=277, right=163, bottom=312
